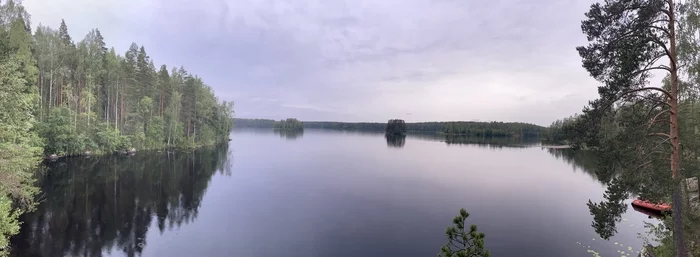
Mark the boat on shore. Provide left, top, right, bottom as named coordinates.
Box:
left=631, top=199, right=672, bottom=213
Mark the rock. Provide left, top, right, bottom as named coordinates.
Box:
left=687, top=177, right=699, bottom=192
left=128, top=148, right=136, bottom=154
left=84, top=151, right=92, bottom=156
left=47, top=154, right=58, bottom=160
left=690, top=193, right=700, bottom=212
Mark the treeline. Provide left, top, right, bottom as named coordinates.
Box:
left=33, top=18, right=234, bottom=156
left=234, top=118, right=547, bottom=138
left=0, top=0, right=233, bottom=253
left=232, top=118, right=274, bottom=128
left=409, top=121, right=545, bottom=138
left=542, top=115, right=586, bottom=148
left=272, top=118, right=303, bottom=130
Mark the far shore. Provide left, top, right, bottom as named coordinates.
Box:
left=539, top=145, right=571, bottom=149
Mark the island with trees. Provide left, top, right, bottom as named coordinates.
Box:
left=273, top=118, right=304, bottom=131
left=385, top=119, right=407, bottom=135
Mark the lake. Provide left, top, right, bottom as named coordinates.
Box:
left=11, top=129, right=658, bottom=257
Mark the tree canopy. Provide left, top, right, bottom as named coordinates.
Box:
left=573, top=0, right=698, bottom=255
left=30, top=14, right=234, bottom=156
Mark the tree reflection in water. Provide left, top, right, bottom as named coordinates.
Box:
left=385, top=134, right=406, bottom=148
left=274, top=129, right=304, bottom=140
left=11, top=143, right=232, bottom=257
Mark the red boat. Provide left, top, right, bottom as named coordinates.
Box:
left=631, top=199, right=672, bottom=212
left=632, top=205, right=666, bottom=219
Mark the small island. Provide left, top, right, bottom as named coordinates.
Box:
left=273, top=118, right=304, bottom=131
left=385, top=119, right=407, bottom=135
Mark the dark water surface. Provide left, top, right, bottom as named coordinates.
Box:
left=12, top=129, right=657, bottom=257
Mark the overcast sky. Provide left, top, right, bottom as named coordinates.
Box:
left=23, top=0, right=604, bottom=126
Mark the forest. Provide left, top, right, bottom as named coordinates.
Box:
left=32, top=23, right=235, bottom=155
left=551, top=0, right=700, bottom=256
left=234, top=118, right=547, bottom=138
left=0, top=0, right=234, bottom=254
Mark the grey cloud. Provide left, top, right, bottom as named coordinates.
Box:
left=24, top=0, right=602, bottom=125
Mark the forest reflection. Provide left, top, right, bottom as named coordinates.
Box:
left=11, top=144, right=232, bottom=257
left=545, top=148, right=602, bottom=184
left=409, top=133, right=540, bottom=149
left=385, top=134, right=406, bottom=148
left=274, top=129, right=304, bottom=140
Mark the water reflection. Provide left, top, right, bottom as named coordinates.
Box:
left=11, top=144, right=232, bottom=257
left=545, top=148, right=664, bottom=242
left=385, top=134, right=406, bottom=148
left=545, top=148, right=602, bottom=184
left=410, top=133, right=540, bottom=148
left=274, top=129, right=304, bottom=140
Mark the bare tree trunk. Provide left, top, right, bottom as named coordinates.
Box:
left=668, top=1, right=687, bottom=256
left=59, top=75, right=62, bottom=106
left=107, top=86, right=110, bottom=122
left=39, top=72, right=43, bottom=121
left=87, top=88, right=91, bottom=128
left=115, top=81, right=119, bottom=132
left=120, top=79, right=125, bottom=129
left=49, top=70, right=54, bottom=110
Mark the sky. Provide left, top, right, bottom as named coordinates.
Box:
left=23, top=0, right=605, bottom=126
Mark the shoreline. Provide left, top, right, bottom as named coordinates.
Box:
left=44, top=139, right=232, bottom=161
left=539, top=145, right=571, bottom=149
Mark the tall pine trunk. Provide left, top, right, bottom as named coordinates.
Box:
left=115, top=81, right=119, bottom=132
left=120, top=79, right=125, bottom=129
left=668, top=2, right=687, bottom=256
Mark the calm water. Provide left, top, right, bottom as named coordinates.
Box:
left=11, top=129, right=658, bottom=257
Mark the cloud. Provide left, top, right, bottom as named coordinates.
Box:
left=23, top=0, right=603, bottom=126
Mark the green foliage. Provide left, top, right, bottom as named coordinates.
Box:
left=137, top=96, right=153, bottom=135
left=40, top=107, right=79, bottom=155
left=90, top=121, right=125, bottom=153
left=145, top=116, right=165, bottom=149
left=572, top=0, right=700, bottom=255
left=0, top=0, right=236, bottom=254
left=273, top=118, right=304, bottom=131
left=0, top=1, right=42, bottom=254
left=0, top=195, right=20, bottom=254
left=385, top=119, right=407, bottom=135
left=438, top=209, right=490, bottom=257
left=29, top=16, right=233, bottom=153
left=39, top=107, right=131, bottom=155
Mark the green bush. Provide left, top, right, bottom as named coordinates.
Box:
left=145, top=116, right=165, bottom=150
